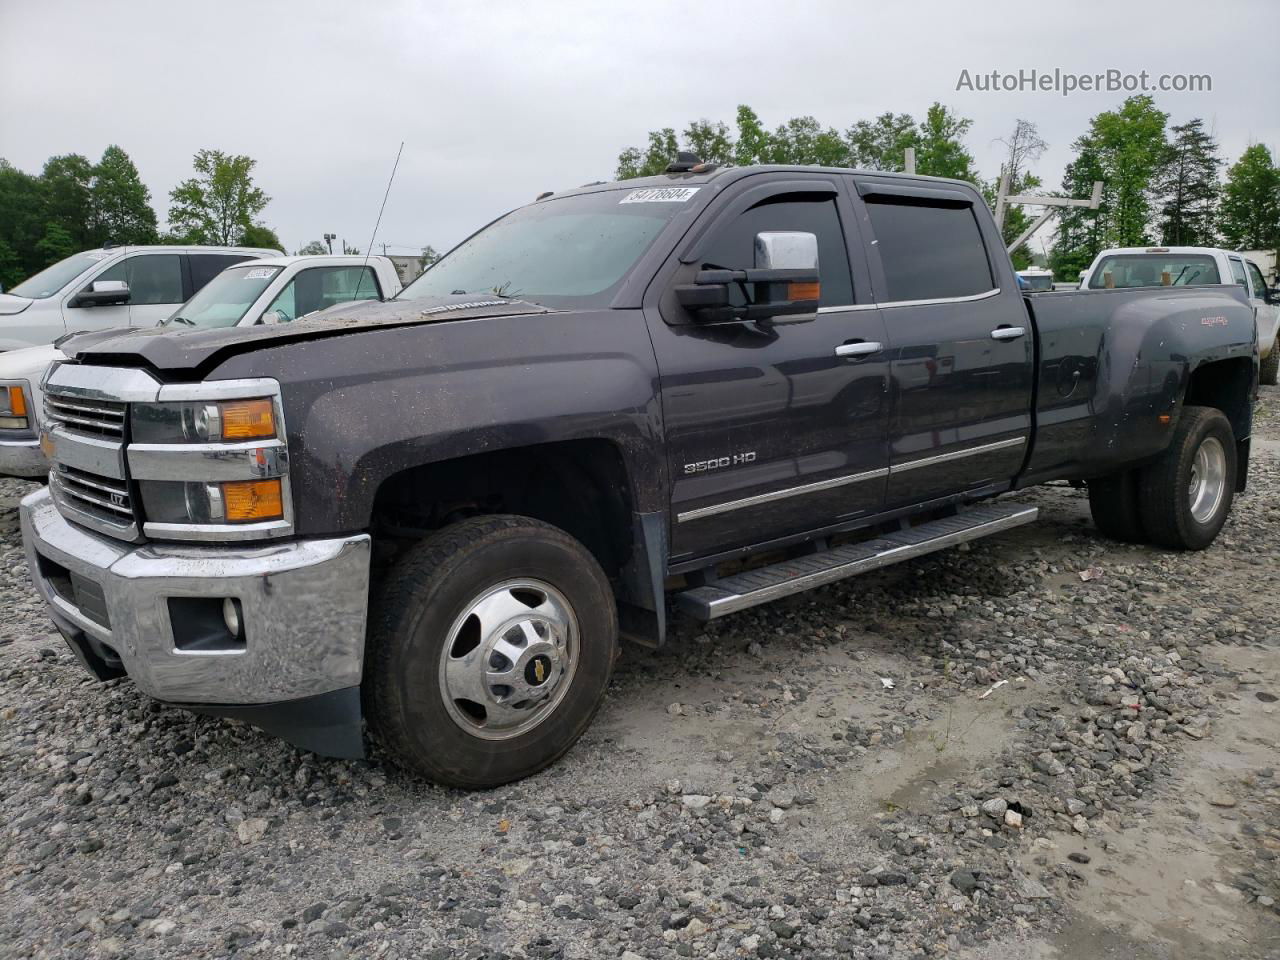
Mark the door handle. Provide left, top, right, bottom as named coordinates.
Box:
left=834, top=341, right=882, bottom=358
left=990, top=326, right=1026, bottom=341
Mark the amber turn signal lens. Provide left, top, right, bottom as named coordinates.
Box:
left=787, top=281, right=821, bottom=301
left=6, top=385, right=27, bottom=417
left=222, top=479, right=284, bottom=522
left=220, top=399, right=275, bottom=440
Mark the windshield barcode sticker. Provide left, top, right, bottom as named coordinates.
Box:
left=620, top=187, right=700, bottom=204
left=243, top=268, right=275, bottom=279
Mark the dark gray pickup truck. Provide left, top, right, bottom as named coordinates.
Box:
left=20, top=161, right=1258, bottom=787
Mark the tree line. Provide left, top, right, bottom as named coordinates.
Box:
left=614, top=98, right=1280, bottom=277
left=0, top=147, right=281, bottom=289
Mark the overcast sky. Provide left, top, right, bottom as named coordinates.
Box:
left=2, top=0, right=1276, bottom=260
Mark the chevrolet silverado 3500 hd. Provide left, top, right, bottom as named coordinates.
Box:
left=21, top=162, right=1257, bottom=787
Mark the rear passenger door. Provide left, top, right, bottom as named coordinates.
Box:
left=851, top=179, right=1033, bottom=507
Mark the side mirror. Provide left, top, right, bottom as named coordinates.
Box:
left=260, top=309, right=289, bottom=325
left=69, top=280, right=130, bottom=308
left=1266, top=287, right=1280, bottom=306
left=675, top=231, right=820, bottom=323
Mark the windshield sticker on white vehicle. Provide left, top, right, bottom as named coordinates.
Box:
left=619, top=187, right=700, bottom=204
left=243, top=268, right=276, bottom=279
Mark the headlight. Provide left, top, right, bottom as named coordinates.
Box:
left=0, top=383, right=31, bottom=431
left=126, top=380, right=292, bottom=541
left=132, top=398, right=277, bottom=443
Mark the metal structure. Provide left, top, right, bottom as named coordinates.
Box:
left=994, top=172, right=1103, bottom=255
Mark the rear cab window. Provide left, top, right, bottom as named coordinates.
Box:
left=1088, top=253, right=1222, bottom=289
left=863, top=196, right=994, bottom=302
left=188, top=254, right=256, bottom=293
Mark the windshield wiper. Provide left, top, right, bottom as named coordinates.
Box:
left=164, top=316, right=195, bottom=326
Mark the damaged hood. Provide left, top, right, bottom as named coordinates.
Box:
left=58, top=295, right=554, bottom=374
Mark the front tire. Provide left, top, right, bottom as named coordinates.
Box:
left=1137, top=406, right=1236, bottom=550
left=366, top=515, right=617, bottom=788
left=1260, top=338, right=1279, bottom=386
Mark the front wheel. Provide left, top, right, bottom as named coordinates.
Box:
left=366, top=515, right=617, bottom=788
left=1137, top=406, right=1236, bottom=550
left=1260, top=338, right=1279, bottom=386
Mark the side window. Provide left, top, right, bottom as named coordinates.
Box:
left=864, top=198, right=994, bottom=302
left=264, top=267, right=380, bottom=323
left=93, top=254, right=184, bottom=305
left=1228, top=258, right=1248, bottom=290
left=1246, top=262, right=1267, bottom=298
left=696, top=195, right=854, bottom=307
left=189, top=254, right=254, bottom=292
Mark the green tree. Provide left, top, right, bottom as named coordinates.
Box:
left=90, top=145, right=158, bottom=246
left=914, top=103, right=978, bottom=182
left=240, top=223, right=284, bottom=251
left=0, top=160, right=46, bottom=286
left=615, top=128, right=679, bottom=180
left=683, top=120, right=734, bottom=167
left=168, top=149, right=270, bottom=246
left=297, top=239, right=328, bottom=255
left=846, top=112, right=918, bottom=171
left=34, top=223, right=75, bottom=264
left=768, top=116, right=849, bottom=166
left=1051, top=96, right=1169, bottom=277
left=1219, top=144, right=1280, bottom=250
left=1155, top=119, right=1220, bottom=246
left=418, top=244, right=441, bottom=271
left=733, top=105, right=771, bottom=166
left=40, top=154, right=95, bottom=250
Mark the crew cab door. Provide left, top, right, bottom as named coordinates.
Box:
left=645, top=177, right=890, bottom=561
left=851, top=178, right=1033, bottom=507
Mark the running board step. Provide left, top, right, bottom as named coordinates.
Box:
left=674, top=504, right=1038, bottom=621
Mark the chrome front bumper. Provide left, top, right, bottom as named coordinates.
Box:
left=20, top=486, right=371, bottom=705
left=0, top=437, right=46, bottom=479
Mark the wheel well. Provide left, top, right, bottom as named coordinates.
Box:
left=1184, top=358, right=1253, bottom=440
left=370, top=439, right=636, bottom=579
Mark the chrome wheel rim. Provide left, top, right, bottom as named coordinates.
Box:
left=438, top=578, right=578, bottom=741
left=1188, top=436, right=1227, bottom=525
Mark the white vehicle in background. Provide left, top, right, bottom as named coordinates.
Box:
left=0, top=245, right=282, bottom=352
left=1015, top=267, right=1054, bottom=292
left=0, top=255, right=402, bottom=479
left=1080, top=246, right=1280, bottom=384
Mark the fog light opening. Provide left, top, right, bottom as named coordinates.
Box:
left=223, top=597, right=244, bottom=640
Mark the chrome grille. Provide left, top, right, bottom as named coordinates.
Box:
left=54, top=464, right=134, bottom=519
left=44, top=394, right=127, bottom=438
left=44, top=380, right=140, bottom=541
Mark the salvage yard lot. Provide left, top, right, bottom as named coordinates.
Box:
left=2, top=390, right=1279, bottom=960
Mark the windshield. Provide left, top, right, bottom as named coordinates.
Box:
left=9, top=251, right=112, bottom=299
left=398, top=188, right=688, bottom=308
left=163, top=265, right=281, bottom=328
left=1088, top=254, right=1221, bottom=289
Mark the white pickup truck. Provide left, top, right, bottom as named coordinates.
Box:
left=1080, top=246, right=1280, bottom=384
left=0, top=255, right=402, bottom=479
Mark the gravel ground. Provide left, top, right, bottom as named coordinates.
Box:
left=3, top=388, right=1279, bottom=960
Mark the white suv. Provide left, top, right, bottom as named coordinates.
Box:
left=0, top=245, right=281, bottom=352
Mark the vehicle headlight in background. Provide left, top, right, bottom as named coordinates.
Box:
left=132, top=398, right=277, bottom=443
left=0, top=383, right=31, bottom=431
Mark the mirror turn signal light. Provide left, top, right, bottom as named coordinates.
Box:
left=787, top=281, right=821, bottom=301
left=221, top=478, right=284, bottom=522
left=220, top=399, right=276, bottom=440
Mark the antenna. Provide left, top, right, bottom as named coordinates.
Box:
left=360, top=141, right=404, bottom=296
